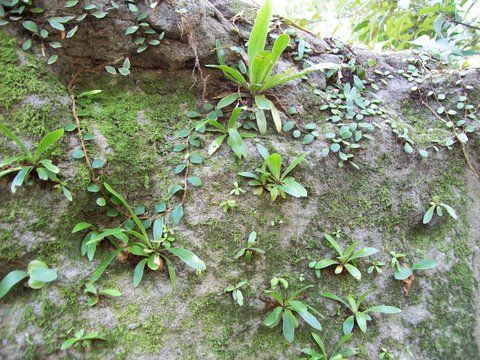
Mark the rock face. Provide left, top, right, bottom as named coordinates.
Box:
left=0, top=1, right=480, bottom=359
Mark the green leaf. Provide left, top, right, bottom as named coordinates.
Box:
left=72, top=222, right=93, bottom=233
left=0, top=125, right=32, bottom=159
left=264, top=306, right=283, bottom=327
left=170, top=204, right=183, bottom=225
left=60, top=338, right=78, bottom=350
left=104, top=182, right=149, bottom=244
left=355, top=312, right=367, bottom=332
left=163, top=256, right=176, bottom=287
left=349, top=247, right=378, bottom=261
left=125, top=26, right=139, bottom=35
left=208, top=135, right=226, bottom=156
left=255, top=109, right=267, bottom=135
left=99, top=288, right=121, bottom=297
left=11, top=166, right=32, bottom=193
left=365, top=305, right=401, bottom=314
left=153, top=217, right=164, bottom=242
left=0, top=270, right=29, bottom=300
left=458, top=132, right=469, bottom=144
left=227, top=128, right=248, bottom=159
left=343, top=315, right=355, bottom=335
left=217, top=93, right=240, bottom=109
left=90, top=248, right=122, bottom=283
left=205, top=65, right=247, bottom=88
left=440, top=203, right=457, bottom=220
left=105, top=66, right=117, bottom=75
left=394, top=266, right=413, bottom=280
left=423, top=205, right=435, bottom=224
left=281, top=153, right=306, bottom=179
left=64, top=0, right=79, bottom=7
left=23, top=21, right=38, bottom=33
left=247, top=0, right=272, bottom=72
left=39, top=159, right=59, bottom=174
left=266, top=154, right=282, bottom=180
left=35, top=129, right=64, bottom=159
left=92, top=159, right=106, bottom=169
left=29, top=268, right=57, bottom=283
left=133, top=258, right=148, bottom=287
left=277, top=178, right=307, bottom=198
left=169, top=247, right=205, bottom=271
left=282, top=309, right=296, bottom=343
left=48, top=19, right=65, bottom=31
left=321, top=291, right=347, bottom=306
left=187, top=176, right=202, bottom=187
left=411, top=259, right=437, bottom=271
left=66, top=25, right=78, bottom=38
left=344, top=264, right=361, bottom=280
left=297, top=310, right=322, bottom=331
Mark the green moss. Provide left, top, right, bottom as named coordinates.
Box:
left=0, top=30, right=66, bottom=112
left=411, top=262, right=478, bottom=358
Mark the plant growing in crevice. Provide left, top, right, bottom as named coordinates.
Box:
left=234, top=231, right=265, bottom=262
left=204, top=106, right=254, bottom=159
left=0, top=125, right=71, bottom=199
left=321, top=291, right=401, bottom=335
left=219, top=199, right=237, bottom=212
left=73, top=183, right=206, bottom=288
left=263, top=278, right=322, bottom=343
left=60, top=329, right=106, bottom=351
left=224, top=280, right=248, bottom=306
left=390, top=251, right=437, bottom=295
left=83, top=282, right=121, bottom=307
left=366, top=260, right=385, bottom=275
left=238, top=144, right=307, bottom=201
left=300, top=332, right=356, bottom=360
left=308, top=233, right=378, bottom=280
left=230, top=181, right=246, bottom=196
left=207, top=0, right=336, bottom=134
left=0, top=260, right=57, bottom=300
left=422, top=195, right=457, bottom=224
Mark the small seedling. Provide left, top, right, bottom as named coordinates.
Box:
left=0, top=260, right=57, bottom=300
left=300, top=332, right=356, bottom=360
left=239, top=144, right=307, bottom=201
left=379, top=348, right=395, bottom=360
left=0, top=125, right=71, bottom=199
left=73, top=183, right=206, bottom=288
left=83, top=282, right=121, bottom=307
left=234, top=231, right=265, bottom=262
left=263, top=278, right=321, bottom=343
left=389, top=252, right=437, bottom=295
left=60, top=329, right=106, bottom=350
left=309, top=233, right=377, bottom=280
left=367, top=260, right=385, bottom=274
left=224, top=280, right=248, bottom=306
left=220, top=199, right=237, bottom=212
left=423, top=195, right=457, bottom=224
left=230, top=181, right=246, bottom=195
left=321, top=291, right=401, bottom=334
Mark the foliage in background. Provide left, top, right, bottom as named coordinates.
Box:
left=275, top=0, right=479, bottom=55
